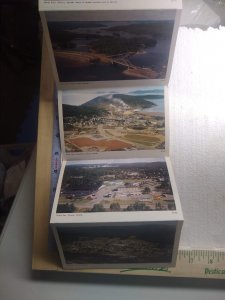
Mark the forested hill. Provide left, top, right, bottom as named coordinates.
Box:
left=63, top=104, right=108, bottom=118
left=82, top=94, right=157, bottom=109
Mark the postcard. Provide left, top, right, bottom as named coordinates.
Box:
left=50, top=156, right=183, bottom=225
left=40, top=7, right=181, bottom=87
left=53, top=222, right=180, bottom=269
left=58, top=86, right=168, bottom=160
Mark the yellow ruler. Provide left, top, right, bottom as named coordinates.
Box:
left=121, top=249, right=225, bottom=279
left=74, top=249, right=225, bottom=279
left=166, top=249, right=225, bottom=279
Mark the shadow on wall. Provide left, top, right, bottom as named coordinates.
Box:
left=0, top=1, right=41, bottom=233
left=0, top=0, right=41, bottom=144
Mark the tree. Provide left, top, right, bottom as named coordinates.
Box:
left=126, top=201, right=148, bottom=211
left=110, top=203, right=121, bottom=211
left=168, top=203, right=176, bottom=210
left=142, top=186, right=151, bottom=194
left=155, top=202, right=162, bottom=210
left=56, top=203, right=76, bottom=213
left=91, top=203, right=105, bottom=212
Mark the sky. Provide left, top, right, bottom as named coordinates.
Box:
left=61, top=87, right=164, bottom=106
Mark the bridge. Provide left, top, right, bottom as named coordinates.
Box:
left=109, top=53, right=139, bottom=69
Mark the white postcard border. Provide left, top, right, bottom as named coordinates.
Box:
left=39, top=0, right=182, bottom=12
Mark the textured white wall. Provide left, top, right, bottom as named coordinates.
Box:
left=169, top=26, right=225, bottom=248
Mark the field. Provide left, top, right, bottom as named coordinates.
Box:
left=62, top=91, right=165, bottom=153
left=67, top=137, right=133, bottom=151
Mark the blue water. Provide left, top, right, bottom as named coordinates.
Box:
left=142, top=98, right=164, bottom=113
left=130, top=38, right=171, bottom=71
left=57, top=59, right=128, bottom=82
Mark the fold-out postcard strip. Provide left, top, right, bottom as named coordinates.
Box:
left=39, top=0, right=184, bottom=269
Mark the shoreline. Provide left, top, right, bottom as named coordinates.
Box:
left=54, top=50, right=159, bottom=79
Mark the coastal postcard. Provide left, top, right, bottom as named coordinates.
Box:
left=58, top=86, right=168, bottom=160
left=53, top=222, right=180, bottom=269
left=41, top=8, right=179, bottom=87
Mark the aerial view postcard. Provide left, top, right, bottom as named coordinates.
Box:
left=55, top=222, right=177, bottom=268
left=44, top=10, right=176, bottom=84
left=55, top=157, right=176, bottom=215
left=59, top=87, right=167, bottom=158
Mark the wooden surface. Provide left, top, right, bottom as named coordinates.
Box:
left=32, top=37, right=60, bottom=270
